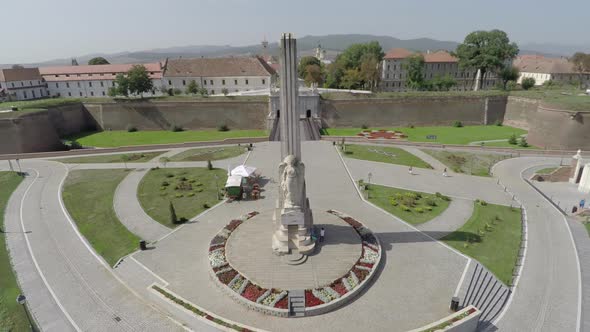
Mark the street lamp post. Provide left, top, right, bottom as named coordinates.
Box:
left=214, top=174, right=220, bottom=200
left=16, top=294, right=34, bottom=331
left=367, top=172, right=373, bottom=199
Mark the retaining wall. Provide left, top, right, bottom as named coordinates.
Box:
left=504, top=97, right=539, bottom=130
left=84, top=100, right=269, bottom=131
left=320, top=96, right=508, bottom=128
left=526, top=106, right=590, bottom=150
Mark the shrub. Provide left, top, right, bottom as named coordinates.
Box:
left=441, top=195, right=451, bottom=201
left=203, top=203, right=210, bottom=209
left=361, top=124, right=369, bottom=129
left=400, top=204, right=411, bottom=212
left=425, top=206, right=433, bottom=211
left=521, top=77, right=535, bottom=90
left=409, top=124, right=415, bottom=129
left=519, top=136, right=529, bottom=147
left=207, top=160, right=213, bottom=170
left=479, top=200, right=488, bottom=206
left=221, top=88, right=229, bottom=96
left=508, top=134, right=518, bottom=145
left=160, top=186, right=166, bottom=190
left=453, top=121, right=463, bottom=128
left=175, top=193, right=184, bottom=198
left=179, top=217, right=188, bottom=223
left=161, top=181, right=169, bottom=186
left=404, top=192, right=417, bottom=199
left=217, top=124, right=229, bottom=132
left=167, top=88, right=174, bottom=96
left=425, top=198, right=437, bottom=207
left=165, top=173, right=174, bottom=178
left=395, top=193, right=403, bottom=200
left=196, top=188, right=203, bottom=192
left=173, top=88, right=182, bottom=95
left=170, top=124, right=183, bottom=132
left=127, top=125, right=138, bottom=132
left=390, top=199, right=398, bottom=206
left=414, top=207, right=424, bottom=213
left=179, top=176, right=187, bottom=181
left=187, top=192, right=195, bottom=197
left=494, top=120, right=503, bottom=126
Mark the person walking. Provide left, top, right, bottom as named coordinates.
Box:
left=443, top=168, right=448, bottom=177
left=408, top=166, right=413, bottom=175
left=580, top=198, right=586, bottom=209
left=320, top=227, right=325, bottom=243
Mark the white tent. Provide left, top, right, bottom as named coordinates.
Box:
left=225, top=175, right=243, bottom=188
left=230, top=165, right=257, bottom=177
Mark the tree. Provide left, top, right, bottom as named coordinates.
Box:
left=121, top=154, right=130, bottom=169
left=303, top=64, right=324, bottom=86
left=88, top=57, right=110, bottom=65
left=325, top=61, right=345, bottom=88
left=107, top=86, right=118, bottom=97
left=11, top=64, right=24, bottom=69
left=198, top=87, right=208, bottom=97
left=126, top=65, right=153, bottom=97
left=113, top=74, right=130, bottom=97
left=169, top=201, right=178, bottom=225
left=499, top=66, right=520, bottom=90
left=570, top=52, right=590, bottom=89
left=508, top=133, right=518, bottom=145
left=521, top=77, right=536, bottom=90
left=359, top=53, right=380, bottom=91
left=221, top=88, right=229, bottom=96
left=454, top=30, right=519, bottom=90
left=298, top=56, right=322, bottom=79
left=428, top=74, right=457, bottom=91
left=404, top=54, right=425, bottom=90
left=186, top=80, right=199, bottom=94
left=340, top=69, right=362, bottom=89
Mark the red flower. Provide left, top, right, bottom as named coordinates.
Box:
left=305, top=290, right=323, bottom=307
left=217, top=270, right=238, bottom=285
left=242, top=284, right=266, bottom=302
left=357, top=262, right=374, bottom=269
left=331, top=281, right=348, bottom=296
left=209, top=244, right=225, bottom=252
left=353, top=268, right=369, bottom=282
left=275, top=296, right=288, bottom=309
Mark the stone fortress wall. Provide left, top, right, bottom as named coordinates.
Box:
left=0, top=95, right=588, bottom=154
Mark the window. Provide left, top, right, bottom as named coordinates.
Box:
left=182, top=80, right=186, bottom=85
left=11, top=83, right=14, bottom=88
left=77, top=74, right=80, bottom=77
left=386, top=74, right=389, bottom=79
left=79, top=92, right=82, bottom=96
left=68, top=92, right=72, bottom=97
left=40, top=89, right=43, bottom=96
left=66, top=83, right=70, bottom=88
left=66, top=74, right=70, bottom=77
left=100, top=73, right=104, bottom=76
left=55, top=74, right=59, bottom=77
left=89, top=74, right=93, bottom=77
left=32, top=90, right=36, bottom=98
left=262, top=79, right=266, bottom=85
left=150, top=72, right=154, bottom=75
left=245, top=79, right=249, bottom=85
left=235, top=79, right=238, bottom=85
left=168, top=80, right=172, bottom=85
left=77, top=82, right=81, bottom=88
left=100, top=82, right=104, bottom=87
left=102, top=91, right=105, bottom=96
left=24, top=91, right=27, bottom=98
left=387, top=65, right=390, bottom=70
left=91, top=91, right=94, bottom=96
left=222, top=79, right=225, bottom=85
left=211, top=90, right=215, bottom=94
left=203, top=80, right=207, bottom=85
left=89, top=82, right=92, bottom=87
left=21, top=82, right=24, bottom=87
left=210, top=80, right=213, bottom=85
left=56, top=83, right=59, bottom=88
left=113, top=82, right=116, bottom=87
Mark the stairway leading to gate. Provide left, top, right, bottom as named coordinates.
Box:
left=288, top=290, right=305, bottom=317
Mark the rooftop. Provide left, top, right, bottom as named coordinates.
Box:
left=39, top=63, right=164, bottom=81
left=164, top=56, right=275, bottom=77
left=514, top=55, right=583, bottom=74
left=384, top=48, right=458, bottom=63
left=0, top=67, right=43, bottom=82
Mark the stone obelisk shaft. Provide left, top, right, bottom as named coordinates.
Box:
left=279, top=33, right=301, bottom=161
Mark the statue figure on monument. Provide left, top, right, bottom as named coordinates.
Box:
left=279, top=155, right=305, bottom=209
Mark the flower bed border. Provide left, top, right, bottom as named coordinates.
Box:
left=208, top=210, right=382, bottom=317
left=409, top=305, right=481, bottom=332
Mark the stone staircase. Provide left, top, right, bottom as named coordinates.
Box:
left=457, top=263, right=511, bottom=330
left=288, top=290, right=305, bottom=317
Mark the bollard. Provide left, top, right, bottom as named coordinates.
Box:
left=450, top=297, right=460, bottom=312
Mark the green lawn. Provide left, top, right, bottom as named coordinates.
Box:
left=512, top=88, right=590, bottom=112
left=367, top=184, right=451, bottom=225
left=442, top=202, right=522, bottom=285
left=341, top=144, right=432, bottom=168
left=170, top=146, right=246, bottom=162
left=0, top=172, right=30, bottom=332
left=67, top=130, right=267, bottom=147
left=422, top=149, right=508, bottom=177
left=138, top=168, right=226, bottom=228
left=585, top=221, right=590, bottom=237
left=62, top=170, right=140, bottom=266
left=55, top=151, right=164, bottom=164
left=323, top=125, right=527, bottom=145
left=536, top=167, right=558, bottom=175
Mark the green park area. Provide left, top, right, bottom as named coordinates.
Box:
left=366, top=184, right=451, bottom=225
left=0, top=172, right=31, bottom=332
left=56, top=151, right=164, bottom=164
left=535, top=167, right=558, bottom=175
left=170, top=146, right=246, bottom=162
left=323, top=125, right=527, bottom=145
left=442, top=202, right=522, bottom=285
left=422, top=149, right=509, bottom=177
left=138, top=168, right=226, bottom=228
left=342, top=144, right=432, bottom=168
left=62, top=169, right=139, bottom=266
left=68, top=130, right=267, bottom=148
left=477, top=140, right=538, bottom=149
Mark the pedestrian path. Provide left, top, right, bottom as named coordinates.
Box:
left=417, top=198, right=474, bottom=239
left=400, top=146, right=449, bottom=172
left=114, top=168, right=170, bottom=242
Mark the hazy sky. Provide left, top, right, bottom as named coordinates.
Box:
left=3, top=0, right=588, bottom=64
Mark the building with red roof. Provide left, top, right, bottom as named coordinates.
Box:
left=0, top=67, right=48, bottom=101
left=380, top=48, right=500, bottom=92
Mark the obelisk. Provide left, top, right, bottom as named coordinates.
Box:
left=272, top=33, right=315, bottom=255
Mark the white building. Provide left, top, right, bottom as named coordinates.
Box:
left=0, top=68, right=48, bottom=101
left=40, top=63, right=164, bottom=98
left=514, top=55, right=590, bottom=87
left=379, top=48, right=499, bottom=92
left=162, top=56, right=275, bottom=95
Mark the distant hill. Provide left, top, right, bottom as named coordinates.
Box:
left=1, top=34, right=579, bottom=68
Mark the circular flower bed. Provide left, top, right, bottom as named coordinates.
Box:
left=209, top=210, right=382, bottom=317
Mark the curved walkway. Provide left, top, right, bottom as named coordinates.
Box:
left=416, top=198, right=474, bottom=239
left=492, top=157, right=580, bottom=332
left=400, top=146, right=450, bottom=172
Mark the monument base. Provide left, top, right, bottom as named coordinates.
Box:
left=272, top=203, right=316, bottom=256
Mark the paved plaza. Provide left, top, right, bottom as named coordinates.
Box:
left=0, top=141, right=585, bottom=331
